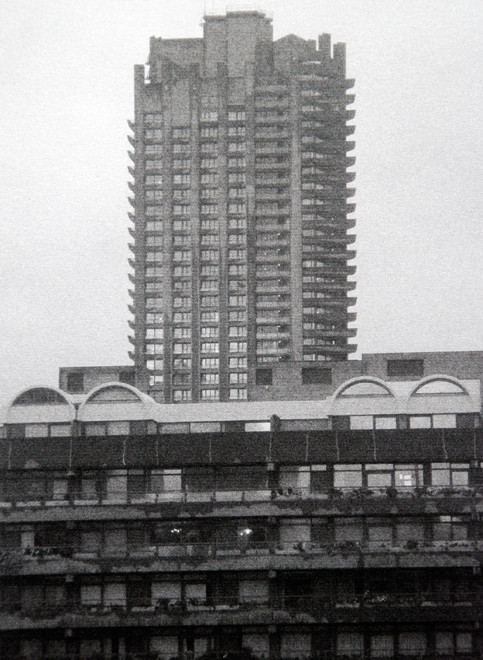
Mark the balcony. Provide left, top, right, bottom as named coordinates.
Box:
left=3, top=539, right=480, bottom=577
left=1, top=590, right=478, bottom=632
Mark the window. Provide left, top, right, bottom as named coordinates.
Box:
left=201, top=342, right=219, bottom=353
left=201, top=373, right=219, bottom=384
left=230, top=388, right=247, bottom=400
left=173, top=265, right=191, bottom=277
left=173, top=358, right=191, bottom=369
left=431, top=463, right=469, bottom=487
left=230, top=357, right=247, bottom=368
left=173, top=174, right=190, bottom=184
left=229, top=372, right=247, bottom=384
left=398, top=632, right=426, bottom=656
left=200, top=218, right=218, bottom=230
left=256, top=368, right=272, bottom=385
left=173, top=343, right=191, bottom=354
left=228, top=111, right=246, bottom=121
left=200, top=158, right=217, bottom=169
left=336, top=633, right=363, bottom=656
left=229, top=310, right=247, bottom=321
left=229, top=264, right=247, bottom=275
left=146, top=220, right=163, bottom=232
left=200, top=388, right=219, bottom=401
left=301, top=367, right=331, bottom=384
left=229, top=295, right=247, bottom=307
left=146, top=359, right=163, bottom=371
left=200, top=111, right=218, bottom=122
left=173, top=327, right=191, bottom=339
left=228, top=157, right=246, bottom=168
left=173, top=296, right=190, bottom=308
left=409, top=415, right=432, bottom=429
left=146, top=328, right=164, bottom=339
left=200, top=234, right=218, bottom=245
left=145, top=144, right=162, bottom=154
left=200, top=295, right=218, bottom=307
left=229, top=341, right=247, bottom=353
left=334, top=464, right=362, bottom=489
left=200, top=310, right=219, bottom=322
left=144, top=112, right=163, bottom=125
left=172, top=159, right=190, bottom=171
left=172, top=143, right=190, bottom=154
left=67, top=372, right=84, bottom=393
left=146, top=235, right=163, bottom=246
left=387, top=359, right=424, bottom=378
left=201, top=358, right=219, bottom=369
left=201, top=204, right=217, bottom=215
left=173, top=389, right=191, bottom=402
left=172, top=128, right=190, bottom=139
left=433, top=515, right=468, bottom=541
left=173, top=373, right=191, bottom=386
left=146, top=205, right=163, bottom=217
left=173, top=189, right=190, bottom=200
left=145, top=174, right=163, bottom=185
left=145, top=159, right=163, bottom=170
left=173, top=204, right=190, bottom=215
left=173, top=312, right=191, bottom=323
left=228, top=325, right=246, bottom=337
left=228, top=217, right=247, bottom=229
left=229, top=202, right=246, bottom=214
left=200, top=250, right=219, bottom=262
left=173, top=250, right=191, bottom=262
left=200, top=326, right=218, bottom=337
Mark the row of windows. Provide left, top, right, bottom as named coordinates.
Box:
left=147, top=356, right=248, bottom=371
left=1, top=511, right=479, bottom=550
left=0, top=628, right=473, bottom=660
left=2, top=461, right=479, bottom=499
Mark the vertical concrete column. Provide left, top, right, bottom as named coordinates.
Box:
left=245, top=62, right=257, bottom=398
left=217, top=64, right=229, bottom=401
left=289, top=78, right=304, bottom=361
left=190, top=67, right=201, bottom=403
left=162, top=85, right=173, bottom=403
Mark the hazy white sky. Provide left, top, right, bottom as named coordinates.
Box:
left=0, top=0, right=482, bottom=407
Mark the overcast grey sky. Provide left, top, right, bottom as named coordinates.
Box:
left=0, top=0, right=482, bottom=407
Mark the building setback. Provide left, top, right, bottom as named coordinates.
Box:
left=0, top=351, right=482, bottom=658
left=127, top=10, right=357, bottom=403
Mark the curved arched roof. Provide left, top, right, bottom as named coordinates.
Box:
left=5, top=386, right=76, bottom=424
left=333, top=377, right=396, bottom=399
left=77, top=382, right=156, bottom=422
left=409, top=375, right=469, bottom=397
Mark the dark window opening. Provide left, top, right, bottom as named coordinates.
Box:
left=119, top=370, right=136, bottom=386
left=302, top=367, right=332, bottom=385
left=331, top=416, right=350, bottom=431
left=256, top=368, right=273, bottom=386
left=66, top=372, right=85, bottom=393
left=387, top=359, right=424, bottom=378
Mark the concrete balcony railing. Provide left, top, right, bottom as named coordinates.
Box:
left=2, top=539, right=481, bottom=570
left=0, top=654, right=476, bottom=660
left=1, top=484, right=481, bottom=512
left=1, top=592, right=478, bottom=625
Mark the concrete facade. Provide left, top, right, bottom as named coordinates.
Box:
left=0, top=351, right=482, bottom=658
left=127, top=10, right=357, bottom=404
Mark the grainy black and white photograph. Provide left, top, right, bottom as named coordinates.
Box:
left=0, top=0, right=482, bottom=658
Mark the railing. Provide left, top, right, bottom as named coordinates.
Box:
left=0, top=653, right=476, bottom=660
left=2, top=540, right=481, bottom=564
left=2, top=593, right=478, bottom=619
left=1, top=485, right=479, bottom=509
